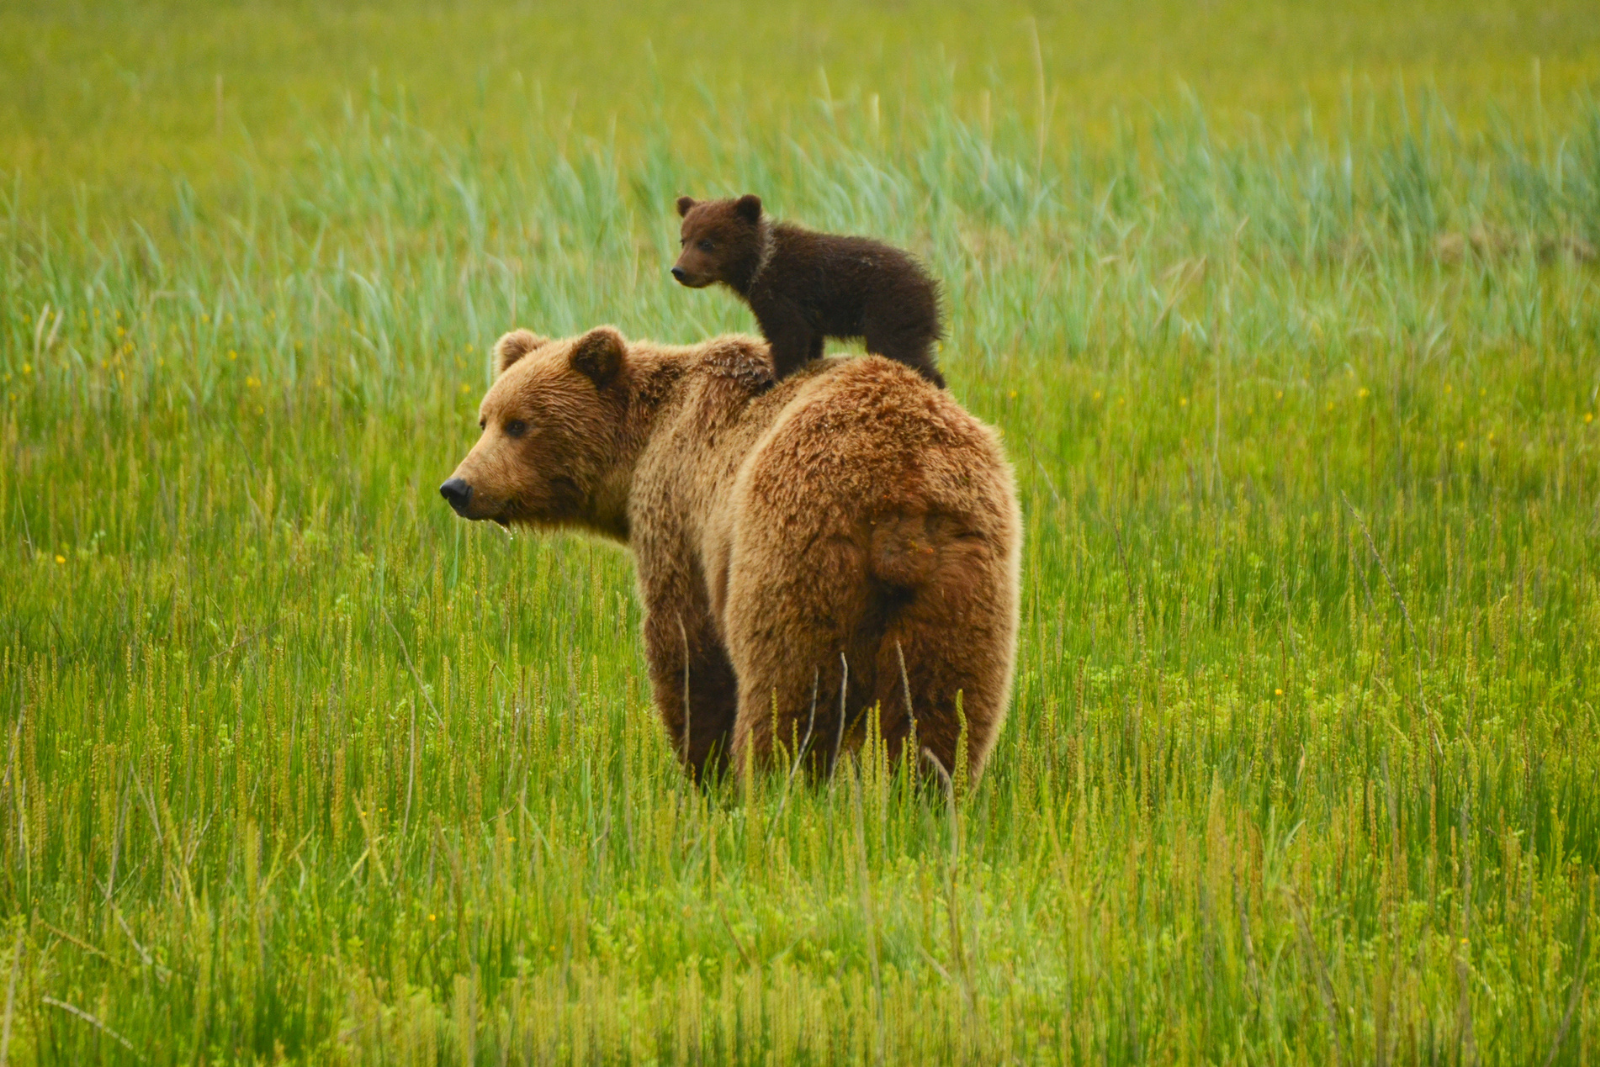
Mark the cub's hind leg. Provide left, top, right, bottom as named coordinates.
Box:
left=863, top=318, right=945, bottom=388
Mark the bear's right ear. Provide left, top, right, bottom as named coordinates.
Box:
left=735, top=194, right=762, bottom=223
left=676, top=196, right=697, bottom=218
left=569, top=326, right=625, bottom=388
left=494, top=329, right=548, bottom=377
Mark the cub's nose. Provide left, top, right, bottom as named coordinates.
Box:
left=670, top=266, right=688, bottom=283
left=439, top=477, right=473, bottom=515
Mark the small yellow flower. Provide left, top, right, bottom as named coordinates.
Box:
left=1092, top=390, right=1102, bottom=401
left=115, top=326, right=126, bottom=338
left=1008, top=390, right=1018, bottom=399
left=1586, top=413, right=1594, bottom=424
left=1276, top=390, right=1284, bottom=400
left=55, top=555, right=66, bottom=564
left=228, top=350, right=237, bottom=361
left=1457, top=440, right=1466, bottom=450
left=246, top=376, right=260, bottom=388
left=460, top=382, right=471, bottom=393
left=22, top=363, right=31, bottom=375
left=1445, top=384, right=1452, bottom=394
left=201, top=313, right=210, bottom=323
left=1357, top=387, right=1369, bottom=398
left=428, top=914, right=436, bottom=922
left=1180, top=397, right=1188, bottom=406
left=1275, top=688, right=1283, bottom=696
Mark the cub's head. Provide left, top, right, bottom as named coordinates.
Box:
left=439, top=327, right=630, bottom=535
left=671, top=194, right=765, bottom=289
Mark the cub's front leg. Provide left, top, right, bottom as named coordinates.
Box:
left=752, top=300, right=821, bottom=381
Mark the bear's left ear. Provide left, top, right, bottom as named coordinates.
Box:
left=569, top=326, right=625, bottom=387
left=494, top=329, right=549, bottom=377
left=676, top=196, right=697, bottom=218
left=735, top=194, right=762, bottom=224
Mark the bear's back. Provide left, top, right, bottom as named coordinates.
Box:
left=742, top=355, right=1011, bottom=523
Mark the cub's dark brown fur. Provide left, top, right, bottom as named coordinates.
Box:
left=672, top=194, right=946, bottom=387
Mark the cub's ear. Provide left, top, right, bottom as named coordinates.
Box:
left=569, top=326, right=626, bottom=387
left=494, top=329, right=548, bottom=377
left=735, top=194, right=762, bottom=223
left=676, top=196, right=697, bottom=218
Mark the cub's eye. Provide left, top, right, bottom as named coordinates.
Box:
left=679, top=237, right=687, bottom=247
left=478, top=417, right=486, bottom=430
left=503, top=419, right=528, bottom=439
left=697, top=239, right=714, bottom=252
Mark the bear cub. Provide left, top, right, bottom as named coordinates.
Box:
left=672, top=194, right=946, bottom=387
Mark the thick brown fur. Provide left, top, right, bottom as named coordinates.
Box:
left=443, top=328, right=1019, bottom=783
left=672, top=195, right=947, bottom=388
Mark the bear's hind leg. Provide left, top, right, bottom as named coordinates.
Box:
left=724, top=541, right=876, bottom=776
left=865, top=540, right=1016, bottom=784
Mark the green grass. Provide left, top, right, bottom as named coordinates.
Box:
left=3, top=1, right=1600, bottom=1062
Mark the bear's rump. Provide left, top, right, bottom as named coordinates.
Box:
left=718, top=501, right=1013, bottom=775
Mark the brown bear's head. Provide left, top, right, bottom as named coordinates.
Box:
left=439, top=327, right=631, bottom=537
left=671, top=194, right=766, bottom=291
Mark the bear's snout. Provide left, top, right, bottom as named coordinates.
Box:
left=439, top=477, right=473, bottom=515
left=670, top=266, right=689, bottom=284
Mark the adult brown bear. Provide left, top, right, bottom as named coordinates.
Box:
left=440, top=327, right=1019, bottom=782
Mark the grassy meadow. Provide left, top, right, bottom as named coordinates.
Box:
left=4, top=0, right=1600, bottom=1062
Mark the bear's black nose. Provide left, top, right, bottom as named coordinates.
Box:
left=670, top=266, right=688, bottom=283
left=439, top=478, right=473, bottom=514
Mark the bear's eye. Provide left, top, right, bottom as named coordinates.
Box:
left=503, top=419, right=528, bottom=439
left=478, top=417, right=486, bottom=431
left=697, top=239, right=714, bottom=252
